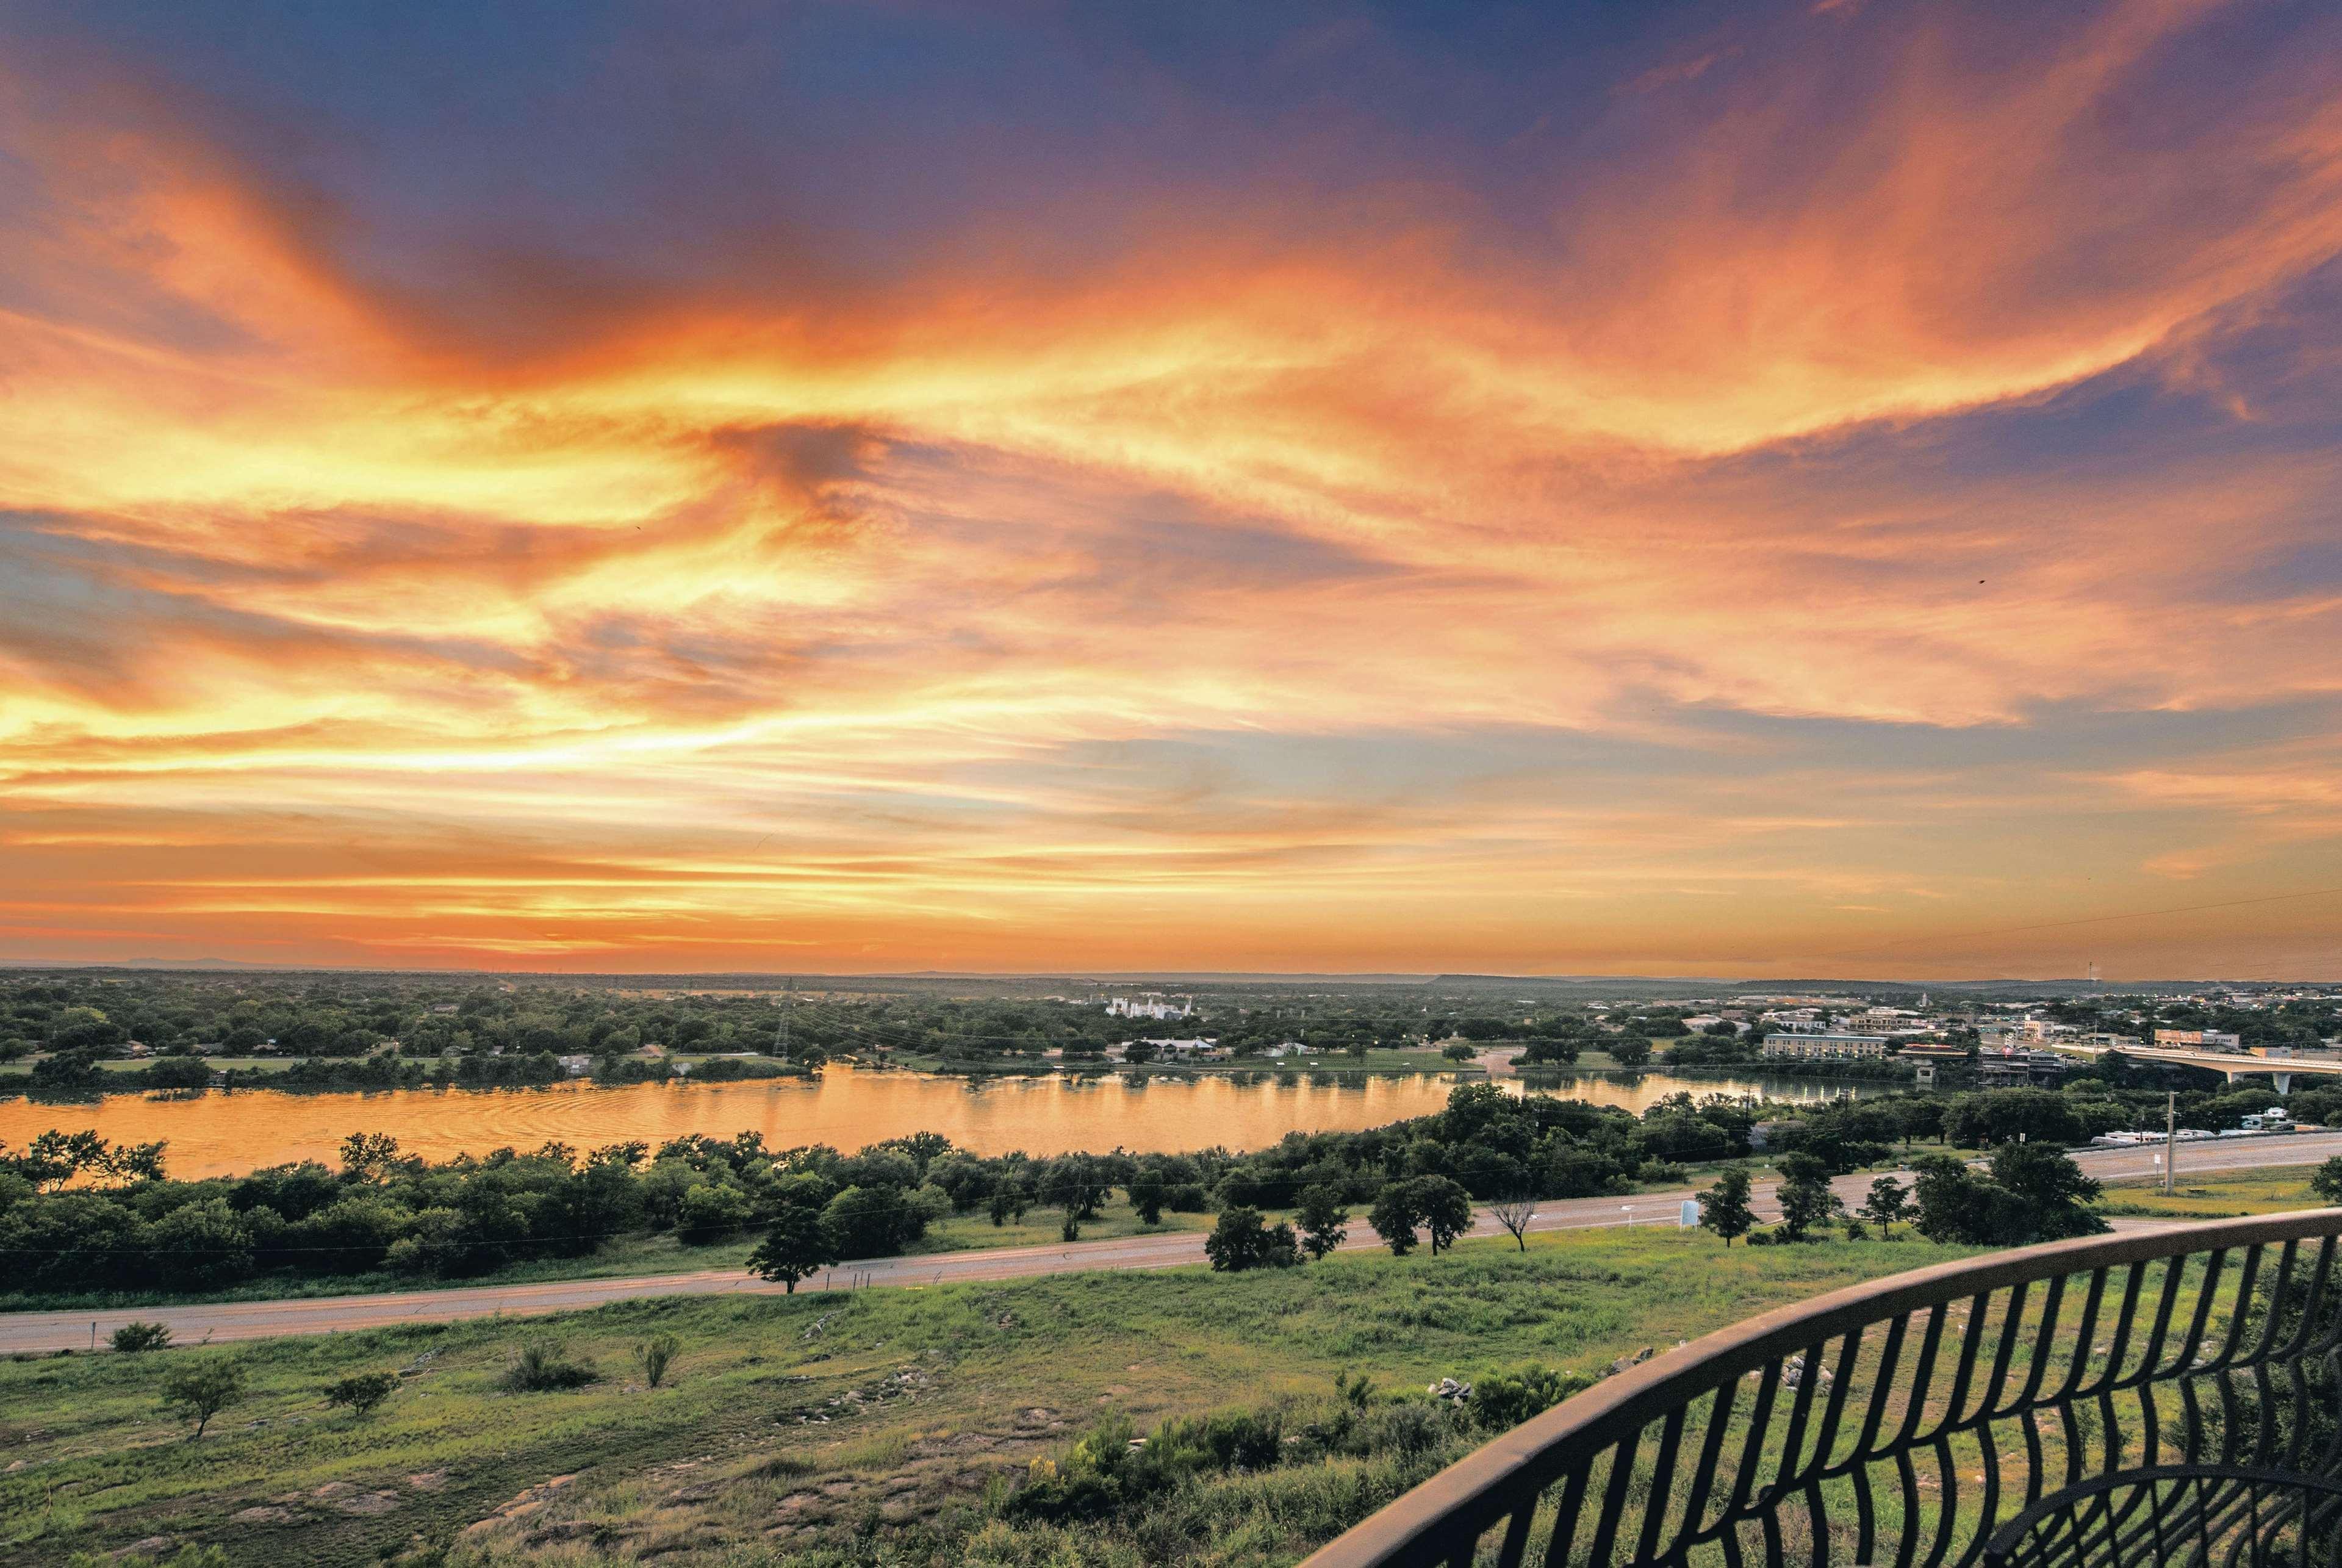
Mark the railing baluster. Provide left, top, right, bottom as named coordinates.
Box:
left=1581, top=1425, right=1644, bottom=1568
left=1535, top=1460, right=1589, bottom=1568
left=1632, top=1405, right=1687, bottom=1564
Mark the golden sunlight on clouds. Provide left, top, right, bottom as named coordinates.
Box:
left=3, top=0, right=2341, bottom=976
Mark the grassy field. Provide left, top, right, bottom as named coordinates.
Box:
left=0, top=1056, right=292, bottom=1076
left=0, top=1226, right=1974, bottom=1568
left=2098, top=1164, right=2337, bottom=1218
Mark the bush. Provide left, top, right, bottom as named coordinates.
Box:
left=500, top=1340, right=597, bottom=1392
left=636, top=1332, right=679, bottom=1388
left=110, top=1320, right=173, bottom=1353
left=323, top=1370, right=398, bottom=1417
left=1470, top=1364, right=1593, bottom=1431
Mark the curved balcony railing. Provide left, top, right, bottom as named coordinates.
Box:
left=1305, top=1209, right=2342, bottom=1568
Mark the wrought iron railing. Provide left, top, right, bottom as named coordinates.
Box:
left=1305, top=1210, right=2342, bottom=1568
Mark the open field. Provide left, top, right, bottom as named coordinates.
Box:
left=2098, top=1162, right=2335, bottom=1218
left=0, top=1226, right=1978, bottom=1568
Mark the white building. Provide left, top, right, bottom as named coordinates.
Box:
left=1107, top=994, right=1193, bottom=1022
left=1143, top=1037, right=1228, bottom=1060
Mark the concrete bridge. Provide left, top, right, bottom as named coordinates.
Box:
left=2048, top=1040, right=2342, bottom=1093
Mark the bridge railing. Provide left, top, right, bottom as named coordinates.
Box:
left=1303, top=1210, right=2342, bottom=1568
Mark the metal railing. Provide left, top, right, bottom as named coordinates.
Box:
left=1305, top=1210, right=2342, bottom=1568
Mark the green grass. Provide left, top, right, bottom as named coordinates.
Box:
left=2097, top=1164, right=2337, bottom=1218
left=0, top=1226, right=1971, bottom=1567
left=0, top=1056, right=293, bottom=1076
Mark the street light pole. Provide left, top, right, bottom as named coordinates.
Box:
left=2164, top=1090, right=2177, bottom=1196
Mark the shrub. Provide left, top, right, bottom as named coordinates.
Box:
left=323, top=1370, right=399, bottom=1417
left=500, top=1339, right=597, bottom=1392
left=110, top=1320, right=172, bottom=1353
left=635, top=1332, right=679, bottom=1388
left=1470, top=1364, right=1593, bottom=1431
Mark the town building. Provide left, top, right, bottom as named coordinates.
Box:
left=1141, top=1037, right=1229, bottom=1060
left=1107, top=994, right=1193, bottom=1021
left=2153, top=1029, right=2244, bottom=1052
left=1977, top=1049, right=2069, bottom=1088
left=1761, top=1032, right=1889, bottom=1061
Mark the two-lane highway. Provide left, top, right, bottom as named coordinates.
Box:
left=5, top=1132, right=2335, bottom=1354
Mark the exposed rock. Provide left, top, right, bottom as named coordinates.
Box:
left=405, top=1470, right=448, bottom=1492
left=312, top=1481, right=358, bottom=1499
left=126, top=1537, right=176, bottom=1555
left=231, top=1506, right=298, bottom=1526
left=333, top=1491, right=401, bottom=1516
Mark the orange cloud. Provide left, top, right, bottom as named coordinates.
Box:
left=2, top=0, right=2340, bottom=976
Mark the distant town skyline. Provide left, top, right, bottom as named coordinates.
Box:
left=4, top=2, right=2341, bottom=978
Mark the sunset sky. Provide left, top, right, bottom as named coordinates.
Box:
left=4, top=1, right=2341, bottom=979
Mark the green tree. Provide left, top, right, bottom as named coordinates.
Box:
left=338, top=1131, right=404, bottom=1184
left=675, top=1181, right=754, bottom=1245
left=988, top=1178, right=1032, bottom=1228
left=1127, top=1170, right=1166, bottom=1226
left=1038, top=1155, right=1109, bottom=1223
left=1413, top=1176, right=1474, bottom=1254
left=1774, top=1153, right=1844, bottom=1241
left=2310, top=1154, right=2342, bottom=1206
left=1698, top=1166, right=1756, bottom=1246
left=747, top=1179, right=840, bottom=1292
left=1608, top=1037, right=1653, bottom=1068
left=1202, top=1206, right=1299, bottom=1271
left=160, top=1357, right=247, bottom=1439
left=1858, top=1175, right=1911, bottom=1240
left=1295, top=1185, right=1349, bottom=1260
left=821, top=1184, right=923, bottom=1257
left=1368, top=1184, right=1421, bottom=1256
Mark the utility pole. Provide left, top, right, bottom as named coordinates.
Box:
left=2164, top=1090, right=2177, bottom=1195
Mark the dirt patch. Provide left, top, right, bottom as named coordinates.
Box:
left=465, top=1473, right=578, bottom=1534
left=332, top=1490, right=401, bottom=1516
left=230, top=1506, right=298, bottom=1526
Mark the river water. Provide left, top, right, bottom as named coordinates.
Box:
left=0, top=1066, right=1857, bottom=1179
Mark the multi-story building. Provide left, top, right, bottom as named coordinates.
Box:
left=1761, top=1032, right=1889, bottom=1061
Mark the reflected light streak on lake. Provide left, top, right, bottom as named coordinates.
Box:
left=0, top=1066, right=1858, bottom=1178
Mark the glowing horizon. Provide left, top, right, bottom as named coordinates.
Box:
left=4, top=1, right=2342, bottom=980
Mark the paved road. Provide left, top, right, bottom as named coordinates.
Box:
left=6, top=1133, right=2336, bottom=1354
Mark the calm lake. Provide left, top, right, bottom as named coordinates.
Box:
left=0, top=1065, right=1859, bottom=1179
